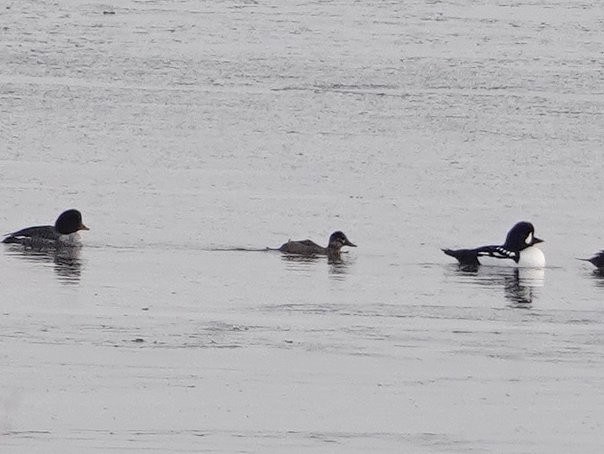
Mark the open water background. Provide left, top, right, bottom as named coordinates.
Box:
left=1, top=1, right=603, bottom=452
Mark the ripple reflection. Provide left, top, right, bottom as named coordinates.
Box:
left=590, top=268, right=604, bottom=287
left=447, top=265, right=545, bottom=306
left=5, top=245, right=83, bottom=284
left=280, top=253, right=354, bottom=279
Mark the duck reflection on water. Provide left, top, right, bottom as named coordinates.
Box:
left=5, top=245, right=83, bottom=284
left=280, top=250, right=355, bottom=279
left=503, top=268, right=545, bottom=306
left=448, top=265, right=545, bottom=306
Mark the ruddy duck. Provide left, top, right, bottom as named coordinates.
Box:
left=278, top=231, right=356, bottom=257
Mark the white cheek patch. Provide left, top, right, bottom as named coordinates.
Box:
left=525, top=232, right=533, bottom=245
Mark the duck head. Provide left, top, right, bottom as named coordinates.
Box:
left=328, top=231, right=357, bottom=251
left=55, top=209, right=89, bottom=235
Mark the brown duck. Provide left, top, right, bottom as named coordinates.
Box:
left=278, top=231, right=356, bottom=256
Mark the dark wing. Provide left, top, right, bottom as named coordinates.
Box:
left=2, top=225, right=57, bottom=244
left=279, top=239, right=322, bottom=254
left=442, top=245, right=518, bottom=266
left=476, top=245, right=519, bottom=263
left=293, top=240, right=321, bottom=248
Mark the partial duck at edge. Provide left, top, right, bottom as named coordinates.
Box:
left=579, top=251, right=604, bottom=269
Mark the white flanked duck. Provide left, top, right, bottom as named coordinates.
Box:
left=443, top=221, right=545, bottom=269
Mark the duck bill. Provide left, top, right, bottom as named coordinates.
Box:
left=80, top=223, right=90, bottom=231
left=532, top=236, right=543, bottom=245
left=345, top=240, right=357, bottom=247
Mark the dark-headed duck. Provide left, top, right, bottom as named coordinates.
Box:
left=443, top=221, right=545, bottom=269
left=3, top=209, right=89, bottom=248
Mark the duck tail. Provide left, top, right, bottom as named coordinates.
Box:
left=442, top=248, right=480, bottom=267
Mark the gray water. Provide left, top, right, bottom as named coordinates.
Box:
left=1, top=1, right=604, bottom=452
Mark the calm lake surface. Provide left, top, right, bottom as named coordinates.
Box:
left=1, top=0, right=603, bottom=452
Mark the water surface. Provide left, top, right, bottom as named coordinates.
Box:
left=1, top=0, right=604, bottom=452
